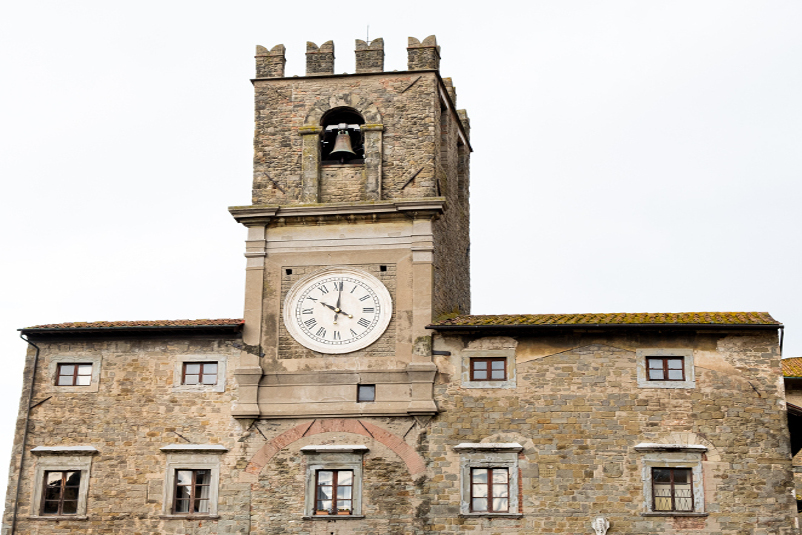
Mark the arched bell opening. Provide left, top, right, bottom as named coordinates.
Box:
left=320, top=107, right=365, bottom=164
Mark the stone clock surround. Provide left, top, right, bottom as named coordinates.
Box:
left=229, top=200, right=443, bottom=418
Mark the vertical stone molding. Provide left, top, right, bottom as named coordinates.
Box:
left=255, top=44, right=286, bottom=78
left=355, top=38, right=384, bottom=73
left=299, top=125, right=323, bottom=202
left=362, top=123, right=384, bottom=200
left=407, top=35, right=440, bottom=71
left=306, top=40, right=334, bottom=75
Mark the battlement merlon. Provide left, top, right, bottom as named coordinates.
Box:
left=306, top=40, right=335, bottom=75
left=407, top=35, right=440, bottom=71
left=355, top=38, right=384, bottom=73
left=255, top=44, right=286, bottom=78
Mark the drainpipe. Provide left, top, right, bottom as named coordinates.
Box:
left=11, top=334, right=40, bottom=535
left=780, top=326, right=785, bottom=355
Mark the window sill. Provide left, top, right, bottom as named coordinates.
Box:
left=28, top=515, right=88, bottom=521
left=641, top=512, right=708, bottom=517
left=303, top=515, right=365, bottom=520
left=459, top=513, right=523, bottom=518
left=158, top=514, right=220, bottom=520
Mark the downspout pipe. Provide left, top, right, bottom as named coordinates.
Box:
left=11, top=334, right=40, bottom=535
left=780, top=326, right=785, bottom=355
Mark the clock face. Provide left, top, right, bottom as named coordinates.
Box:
left=283, top=267, right=393, bottom=354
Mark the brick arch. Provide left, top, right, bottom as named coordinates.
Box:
left=245, top=419, right=425, bottom=476
left=303, top=92, right=382, bottom=125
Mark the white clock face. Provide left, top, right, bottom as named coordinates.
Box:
left=283, top=267, right=392, bottom=354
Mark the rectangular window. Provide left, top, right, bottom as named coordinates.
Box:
left=182, top=362, right=218, bottom=386
left=647, top=357, right=685, bottom=381
left=652, top=468, right=693, bottom=512
left=357, top=384, right=375, bottom=402
left=470, top=358, right=507, bottom=381
left=470, top=468, right=509, bottom=513
left=56, top=364, right=92, bottom=386
left=315, top=470, right=353, bottom=515
left=41, top=470, right=81, bottom=515
left=173, top=469, right=211, bottom=514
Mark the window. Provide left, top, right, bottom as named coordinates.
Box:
left=160, top=444, right=227, bottom=518
left=30, top=445, right=97, bottom=520
left=182, top=362, right=218, bottom=386
left=41, top=471, right=81, bottom=515
left=636, top=348, right=695, bottom=389
left=173, top=355, right=226, bottom=393
left=652, top=468, right=693, bottom=512
left=173, top=469, right=212, bottom=514
left=470, top=358, right=506, bottom=381
left=647, top=357, right=684, bottom=381
left=454, top=443, right=522, bottom=517
left=315, top=470, right=353, bottom=515
left=461, top=349, right=516, bottom=389
left=56, top=364, right=92, bottom=386
left=301, top=445, right=367, bottom=518
left=49, top=355, right=101, bottom=393
left=635, top=442, right=706, bottom=516
left=357, top=384, right=375, bottom=402
left=470, top=467, right=509, bottom=513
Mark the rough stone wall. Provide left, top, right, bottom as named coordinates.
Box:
left=3, top=336, right=249, bottom=534
left=424, top=330, right=797, bottom=534
left=320, top=164, right=367, bottom=203
left=251, top=73, right=443, bottom=205
left=277, top=263, right=397, bottom=360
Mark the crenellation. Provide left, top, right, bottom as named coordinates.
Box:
left=407, top=35, right=441, bottom=71
left=355, top=37, right=385, bottom=73
left=255, top=44, right=286, bottom=78
left=305, top=40, right=334, bottom=75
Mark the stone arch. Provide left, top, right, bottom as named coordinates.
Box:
left=303, top=92, right=383, bottom=126
left=245, top=419, right=425, bottom=476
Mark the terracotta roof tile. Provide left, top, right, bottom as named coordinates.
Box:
left=783, top=357, right=802, bottom=377
left=24, top=319, right=244, bottom=330
left=429, top=312, right=780, bottom=328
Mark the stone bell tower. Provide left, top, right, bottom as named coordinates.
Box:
left=229, top=36, right=471, bottom=419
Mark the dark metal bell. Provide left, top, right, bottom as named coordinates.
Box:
left=329, top=130, right=357, bottom=160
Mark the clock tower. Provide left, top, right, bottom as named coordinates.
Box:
left=229, top=36, right=471, bottom=419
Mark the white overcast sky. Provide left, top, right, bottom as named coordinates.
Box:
left=1, top=0, right=800, bottom=505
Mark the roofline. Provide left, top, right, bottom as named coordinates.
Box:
left=18, top=323, right=244, bottom=337
left=427, top=323, right=782, bottom=331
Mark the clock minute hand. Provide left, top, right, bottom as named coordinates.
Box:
left=320, top=301, right=353, bottom=318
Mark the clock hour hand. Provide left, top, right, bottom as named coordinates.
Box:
left=320, top=301, right=353, bottom=318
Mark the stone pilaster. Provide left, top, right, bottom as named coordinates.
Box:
left=299, top=125, right=322, bottom=202
left=362, top=123, right=384, bottom=200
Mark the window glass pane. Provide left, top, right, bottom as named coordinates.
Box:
left=337, top=486, right=352, bottom=499
left=317, top=499, right=332, bottom=511
left=185, top=364, right=201, bottom=374
left=174, top=499, right=190, bottom=513
left=76, top=375, right=91, bottom=386
left=176, top=470, right=193, bottom=486
left=492, top=497, right=509, bottom=512
left=184, top=375, right=199, bottom=385
left=318, top=471, right=333, bottom=485
left=491, top=360, right=505, bottom=369
left=337, top=471, right=353, bottom=486
left=336, top=500, right=351, bottom=511
left=493, top=484, right=509, bottom=498
left=492, top=469, right=508, bottom=483
left=648, top=368, right=664, bottom=380
left=45, top=472, right=63, bottom=486
left=667, top=359, right=683, bottom=369
left=357, top=385, right=375, bottom=402
left=472, top=469, right=488, bottom=483
left=473, top=370, right=488, bottom=380
left=472, top=497, right=488, bottom=511
left=65, top=472, right=81, bottom=486
left=61, top=500, right=78, bottom=514
left=202, top=374, right=217, bottom=385
left=77, top=365, right=92, bottom=375
left=44, top=487, right=61, bottom=501
left=203, top=363, right=218, bottom=374
left=473, top=361, right=487, bottom=370
left=667, top=369, right=683, bottom=380
left=63, top=486, right=79, bottom=501
left=491, top=369, right=505, bottom=379
left=472, top=484, right=488, bottom=497
left=59, top=365, right=75, bottom=376
left=42, top=500, right=59, bottom=515
left=647, top=359, right=661, bottom=369
left=653, top=468, right=671, bottom=483
left=57, top=376, right=74, bottom=386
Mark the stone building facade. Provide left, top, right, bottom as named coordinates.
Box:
left=2, top=36, right=798, bottom=535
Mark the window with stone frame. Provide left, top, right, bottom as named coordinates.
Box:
left=55, top=363, right=93, bottom=386
left=651, top=467, right=693, bottom=512
left=41, top=470, right=81, bottom=515
left=469, top=467, right=509, bottom=513
left=182, top=362, right=218, bottom=386
left=454, top=443, right=522, bottom=517
left=160, top=444, right=227, bottom=519
left=301, top=445, right=367, bottom=518
left=634, top=443, right=706, bottom=516
left=470, top=357, right=507, bottom=382
left=646, top=356, right=685, bottom=381
left=29, top=445, right=97, bottom=520
left=314, top=469, right=354, bottom=515
left=636, top=348, right=695, bottom=389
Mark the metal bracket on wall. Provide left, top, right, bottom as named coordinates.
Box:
left=401, top=167, right=424, bottom=189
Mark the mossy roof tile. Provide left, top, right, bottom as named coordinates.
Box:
left=429, top=312, right=779, bottom=328
left=783, top=357, right=802, bottom=377
left=24, top=319, right=244, bottom=330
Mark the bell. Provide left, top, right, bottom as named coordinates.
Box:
left=329, top=130, right=357, bottom=161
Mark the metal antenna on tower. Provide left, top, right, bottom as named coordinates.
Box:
left=366, top=25, right=370, bottom=45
